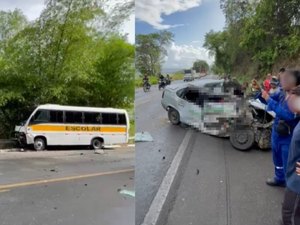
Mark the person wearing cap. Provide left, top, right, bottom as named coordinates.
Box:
left=269, top=76, right=280, bottom=94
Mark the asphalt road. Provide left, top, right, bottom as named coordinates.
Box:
left=166, top=135, right=284, bottom=225
left=135, top=81, right=187, bottom=225
left=136, top=76, right=285, bottom=225
left=0, top=148, right=134, bottom=225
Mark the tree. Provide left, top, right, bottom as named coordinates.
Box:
left=192, top=60, right=209, bottom=73
left=203, top=0, right=300, bottom=78
left=0, top=0, right=134, bottom=138
left=203, top=30, right=231, bottom=74
left=136, top=31, right=173, bottom=76
left=87, top=37, right=134, bottom=108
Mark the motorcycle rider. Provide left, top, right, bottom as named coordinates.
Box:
left=166, top=74, right=171, bottom=85
left=143, top=74, right=150, bottom=86
left=261, top=69, right=300, bottom=187
left=159, top=73, right=165, bottom=81
left=158, top=73, right=166, bottom=89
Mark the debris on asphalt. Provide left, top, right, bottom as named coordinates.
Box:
left=94, top=149, right=105, bottom=154
left=50, top=169, right=57, bottom=172
left=135, top=132, right=153, bottom=142
left=117, top=188, right=122, bottom=192
left=196, top=169, right=200, bottom=175
left=84, top=184, right=87, bottom=186
left=162, top=156, right=165, bottom=160
left=118, top=189, right=135, bottom=198
left=80, top=153, right=84, bottom=155
left=158, top=149, right=161, bottom=152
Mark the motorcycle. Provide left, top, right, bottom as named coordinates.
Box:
left=166, top=77, right=171, bottom=85
left=158, top=79, right=166, bottom=90
left=143, top=80, right=151, bottom=92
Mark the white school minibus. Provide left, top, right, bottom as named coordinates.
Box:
left=15, top=104, right=129, bottom=151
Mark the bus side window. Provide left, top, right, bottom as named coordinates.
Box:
left=29, top=110, right=49, bottom=125
left=49, top=110, right=63, bottom=123
left=117, top=114, right=126, bottom=125
left=65, top=111, right=83, bottom=124
left=102, top=113, right=117, bottom=125
left=84, top=112, right=101, bottom=124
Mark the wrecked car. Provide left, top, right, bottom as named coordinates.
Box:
left=161, top=79, right=275, bottom=151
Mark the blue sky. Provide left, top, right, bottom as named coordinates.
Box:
left=136, top=0, right=225, bottom=72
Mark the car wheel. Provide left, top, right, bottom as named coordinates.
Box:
left=92, top=138, right=103, bottom=150
left=230, top=129, right=255, bottom=151
left=168, top=108, right=180, bottom=125
left=34, top=137, right=46, bottom=151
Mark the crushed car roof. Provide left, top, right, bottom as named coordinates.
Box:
left=166, top=78, right=224, bottom=91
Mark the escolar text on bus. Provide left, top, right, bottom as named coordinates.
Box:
left=65, top=126, right=101, bottom=132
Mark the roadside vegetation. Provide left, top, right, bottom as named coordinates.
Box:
left=203, top=0, right=300, bottom=79
left=0, top=0, right=134, bottom=138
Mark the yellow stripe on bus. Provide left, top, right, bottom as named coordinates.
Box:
left=30, top=125, right=126, bottom=133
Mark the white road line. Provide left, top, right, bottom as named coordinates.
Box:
left=142, top=130, right=194, bottom=225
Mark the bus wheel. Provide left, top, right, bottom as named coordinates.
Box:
left=34, top=137, right=46, bottom=151
left=92, top=138, right=103, bottom=150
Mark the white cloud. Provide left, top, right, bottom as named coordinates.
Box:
left=163, top=42, right=214, bottom=70
left=120, top=13, right=135, bottom=44
left=136, top=0, right=203, bottom=30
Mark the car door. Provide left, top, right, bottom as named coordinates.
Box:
left=177, top=88, right=202, bottom=128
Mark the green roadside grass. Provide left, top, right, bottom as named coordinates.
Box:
left=171, top=73, right=184, bottom=80
left=126, top=106, right=135, bottom=144
left=135, top=76, right=158, bottom=88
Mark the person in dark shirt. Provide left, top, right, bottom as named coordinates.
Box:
left=282, top=85, right=300, bottom=224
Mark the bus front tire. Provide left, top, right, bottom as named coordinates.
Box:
left=34, top=137, right=46, bottom=151
left=91, top=138, right=103, bottom=150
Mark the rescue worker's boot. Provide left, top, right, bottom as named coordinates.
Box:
left=266, top=178, right=286, bottom=187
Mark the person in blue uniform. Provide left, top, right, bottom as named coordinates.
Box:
left=282, top=84, right=300, bottom=224
left=261, top=69, right=300, bottom=187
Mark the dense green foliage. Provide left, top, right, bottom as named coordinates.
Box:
left=135, top=31, right=173, bottom=76
left=204, top=0, right=300, bottom=78
left=0, top=0, right=134, bottom=138
left=192, top=60, right=209, bottom=73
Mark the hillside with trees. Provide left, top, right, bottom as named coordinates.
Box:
left=204, top=0, right=300, bottom=79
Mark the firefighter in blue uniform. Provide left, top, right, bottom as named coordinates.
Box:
left=261, top=70, right=300, bottom=187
